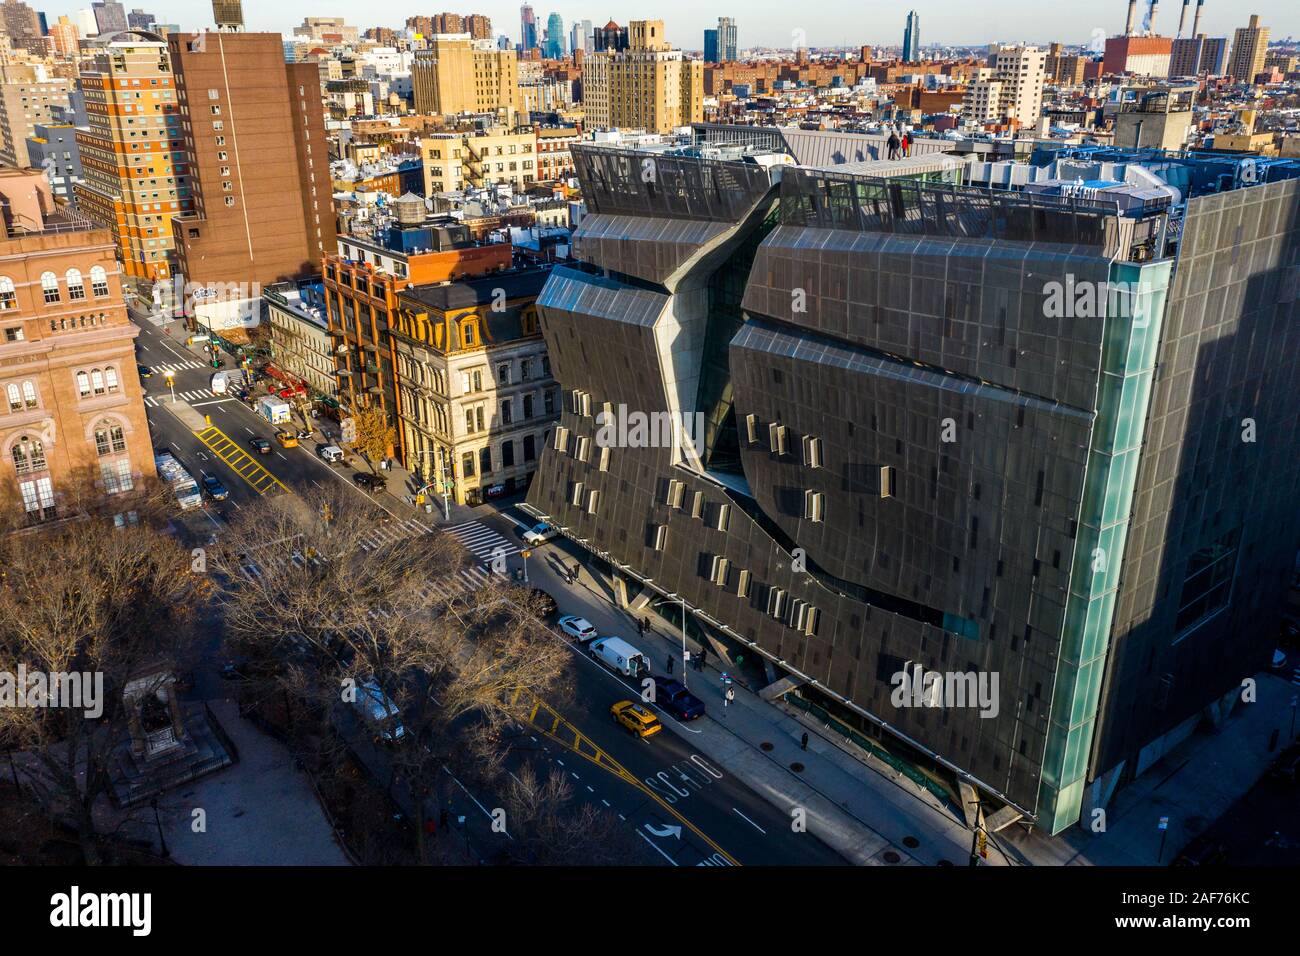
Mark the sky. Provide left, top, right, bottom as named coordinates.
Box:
left=52, top=1, right=1299, bottom=48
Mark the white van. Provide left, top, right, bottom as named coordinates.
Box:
left=588, top=637, right=651, bottom=679
left=210, top=369, right=245, bottom=395
left=352, top=679, right=405, bottom=744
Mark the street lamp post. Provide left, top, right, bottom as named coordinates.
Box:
left=680, top=596, right=689, bottom=688
left=150, top=797, right=170, bottom=859
left=521, top=549, right=531, bottom=584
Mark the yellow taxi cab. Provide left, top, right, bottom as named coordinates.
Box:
left=611, top=700, right=662, bottom=739
left=275, top=431, right=299, bottom=448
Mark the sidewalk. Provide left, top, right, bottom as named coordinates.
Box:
left=555, top=555, right=1299, bottom=867
left=561, top=559, right=980, bottom=866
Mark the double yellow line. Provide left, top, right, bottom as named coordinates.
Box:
left=194, top=425, right=288, bottom=495
left=513, top=688, right=741, bottom=866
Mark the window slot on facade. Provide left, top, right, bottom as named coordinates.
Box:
left=713, top=502, right=731, bottom=532
left=576, top=435, right=591, bottom=462
left=769, top=422, right=788, bottom=456
left=597, top=445, right=610, bottom=472
left=804, top=490, right=825, bottom=522
left=586, top=489, right=600, bottom=515
left=652, top=524, right=668, bottom=552
left=767, top=587, right=786, bottom=619
left=880, top=465, right=896, bottom=499
left=736, top=568, right=751, bottom=598
left=553, top=426, right=569, bottom=452
left=709, top=555, right=729, bottom=586
left=745, top=412, right=759, bottom=444
left=691, top=491, right=704, bottom=520
left=570, top=481, right=585, bottom=507
left=802, top=434, right=823, bottom=468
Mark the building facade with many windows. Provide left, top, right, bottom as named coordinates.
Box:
left=75, top=40, right=191, bottom=287
left=526, top=140, right=1300, bottom=834
left=389, top=268, right=556, bottom=505
left=0, top=168, right=153, bottom=526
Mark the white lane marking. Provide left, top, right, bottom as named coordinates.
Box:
left=244, top=427, right=254, bottom=435
left=732, top=807, right=767, bottom=834
left=636, top=830, right=679, bottom=866
left=276, top=452, right=287, bottom=461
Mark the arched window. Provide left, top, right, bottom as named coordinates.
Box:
left=76, top=370, right=90, bottom=397
left=93, top=421, right=126, bottom=456
left=11, top=436, right=45, bottom=475
left=105, top=366, right=119, bottom=393
left=5, top=383, right=20, bottom=411
left=91, top=368, right=105, bottom=395
left=66, top=268, right=86, bottom=301
left=0, top=276, right=15, bottom=311
left=41, top=271, right=60, bottom=304
left=90, top=266, right=109, bottom=298
left=21, top=381, right=36, bottom=408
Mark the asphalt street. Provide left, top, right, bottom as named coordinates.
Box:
left=131, top=309, right=846, bottom=866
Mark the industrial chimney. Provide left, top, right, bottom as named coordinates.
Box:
left=1149, top=0, right=1159, bottom=34
left=1192, top=0, right=1204, bottom=37
left=1177, top=0, right=1189, bottom=36
left=1125, top=0, right=1138, bottom=35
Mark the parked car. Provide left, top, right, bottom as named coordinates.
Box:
left=352, top=679, right=405, bottom=745
left=523, top=521, right=558, bottom=546
left=275, top=431, right=299, bottom=448
left=557, top=615, right=597, bottom=642
left=201, top=474, right=229, bottom=501
left=317, top=444, right=345, bottom=463
left=250, top=437, right=271, bottom=454
left=656, top=678, right=706, bottom=720
left=525, top=588, right=559, bottom=620
left=136, top=364, right=153, bottom=378
left=353, top=472, right=387, bottom=492
left=611, top=700, right=662, bottom=738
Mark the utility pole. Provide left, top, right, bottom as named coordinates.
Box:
left=680, top=596, right=689, bottom=688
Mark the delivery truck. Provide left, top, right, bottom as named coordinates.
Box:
left=210, top=369, right=246, bottom=395
left=258, top=396, right=291, bottom=425
left=154, top=452, right=202, bottom=511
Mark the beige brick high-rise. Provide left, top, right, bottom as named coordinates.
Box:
left=412, top=35, right=522, bottom=116
left=581, top=20, right=703, bottom=134
left=1229, top=15, right=1270, bottom=84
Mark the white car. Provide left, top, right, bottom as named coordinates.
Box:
left=557, top=615, right=597, bottom=642
left=523, top=521, right=558, bottom=546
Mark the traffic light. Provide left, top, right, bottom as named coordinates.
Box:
left=977, top=829, right=988, bottom=860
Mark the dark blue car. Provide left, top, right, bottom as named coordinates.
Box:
left=657, top=679, right=706, bottom=720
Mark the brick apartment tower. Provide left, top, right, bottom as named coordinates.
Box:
left=0, top=168, right=154, bottom=525
left=167, top=30, right=335, bottom=290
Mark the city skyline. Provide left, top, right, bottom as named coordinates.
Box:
left=40, top=2, right=1300, bottom=47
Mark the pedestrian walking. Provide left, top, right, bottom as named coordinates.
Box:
left=666, top=655, right=674, bottom=675
left=697, top=645, right=708, bottom=671
left=801, top=732, right=809, bottom=751
left=900, top=132, right=911, bottom=157
left=724, top=686, right=735, bottom=710
left=886, top=130, right=900, bottom=160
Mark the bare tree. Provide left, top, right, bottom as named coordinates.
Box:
left=207, top=486, right=573, bottom=862
left=497, top=762, right=642, bottom=866
left=0, top=475, right=206, bottom=864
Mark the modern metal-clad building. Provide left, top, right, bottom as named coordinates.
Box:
left=527, top=140, right=1300, bottom=833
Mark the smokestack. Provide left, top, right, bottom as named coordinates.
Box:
left=1192, top=0, right=1204, bottom=38
left=1177, top=0, right=1189, bottom=35
left=1149, top=0, right=1159, bottom=34
left=1126, top=0, right=1138, bottom=35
